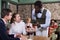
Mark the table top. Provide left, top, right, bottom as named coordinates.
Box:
left=27, top=36, right=50, bottom=40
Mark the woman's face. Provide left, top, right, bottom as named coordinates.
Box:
left=52, top=20, right=54, bottom=23
left=14, top=14, right=21, bottom=22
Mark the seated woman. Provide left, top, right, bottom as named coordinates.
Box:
left=48, top=19, right=58, bottom=40
left=25, top=17, right=36, bottom=36
left=49, top=19, right=58, bottom=36
left=9, top=13, right=26, bottom=37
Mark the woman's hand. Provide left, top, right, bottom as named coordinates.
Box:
left=20, top=35, right=27, bottom=40
left=14, top=33, right=22, bottom=38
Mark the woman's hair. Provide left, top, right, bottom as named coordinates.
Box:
left=10, top=13, right=19, bottom=24
left=50, top=19, right=57, bottom=25
left=26, top=17, right=31, bottom=20
left=25, top=17, right=31, bottom=23
left=51, top=19, right=57, bottom=22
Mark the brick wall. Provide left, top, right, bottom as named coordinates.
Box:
left=18, top=5, right=31, bottom=20
left=10, top=3, right=60, bottom=20
left=43, top=3, right=60, bottom=20
left=9, top=4, right=16, bottom=13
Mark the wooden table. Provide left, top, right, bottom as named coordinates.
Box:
left=29, top=36, right=50, bottom=40
left=20, top=35, right=50, bottom=40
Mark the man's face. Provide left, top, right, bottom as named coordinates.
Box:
left=34, top=6, right=41, bottom=13
left=7, top=12, right=12, bottom=20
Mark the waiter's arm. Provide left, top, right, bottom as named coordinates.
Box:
left=32, top=9, right=36, bottom=20
left=40, top=10, right=51, bottom=28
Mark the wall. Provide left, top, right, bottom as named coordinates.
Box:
left=10, top=3, right=60, bottom=20
left=0, top=0, right=1, bottom=18
left=43, top=3, right=60, bottom=20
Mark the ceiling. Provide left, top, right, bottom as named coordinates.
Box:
left=2, top=0, right=60, bottom=5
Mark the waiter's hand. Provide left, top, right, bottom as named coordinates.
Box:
left=36, top=22, right=41, bottom=28
left=39, top=28, right=43, bottom=32
left=39, top=27, right=47, bottom=32
left=41, top=27, right=47, bottom=30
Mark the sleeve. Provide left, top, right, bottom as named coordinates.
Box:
left=32, top=9, right=36, bottom=20
left=30, top=23, right=32, bottom=28
left=22, top=23, right=27, bottom=35
left=9, top=24, right=15, bottom=35
left=40, top=9, right=51, bottom=28
left=0, top=22, right=20, bottom=40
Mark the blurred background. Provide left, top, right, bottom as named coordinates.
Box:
left=1, top=0, right=60, bottom=40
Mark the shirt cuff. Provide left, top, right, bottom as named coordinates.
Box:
left=14, top=34, right=17, bottom=37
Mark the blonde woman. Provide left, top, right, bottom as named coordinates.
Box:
left=25, top=17, right=36, bottom=36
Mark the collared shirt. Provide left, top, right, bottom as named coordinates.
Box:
left=2, top=18, right=7, bottom=25
left=32, top=7, right=51, bottom=28
left=9, top=21, right=26, bottom=35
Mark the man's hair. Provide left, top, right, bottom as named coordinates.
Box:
left=1, top=9, right=12, bottom=18
left=34, top=1, right=42, bottom=8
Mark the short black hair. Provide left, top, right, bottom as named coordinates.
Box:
left=51, top=19, right=57, bottom=22
left=34, top=1, right=42, bottom=8
left=1, top=9, right=12, bottom=18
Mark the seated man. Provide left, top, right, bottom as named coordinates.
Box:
left=0, top=8, right=27, bottom=40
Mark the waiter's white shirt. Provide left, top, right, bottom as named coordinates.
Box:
left=32, top=7, right=51, bottom=36
left=9, top=21, right=26, bottom=35
left=32, top=7, right=51, bottom=28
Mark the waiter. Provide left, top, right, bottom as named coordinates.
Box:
left=32, top=1, right=51, bottom=37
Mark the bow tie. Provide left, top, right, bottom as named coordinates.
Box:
left=35, top=11, right=42, bottom=13
left=39, top=11, right=42, bottom=13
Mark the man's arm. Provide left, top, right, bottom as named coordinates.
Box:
left=32, top=9, right=36, bottom=20
left=40, top=9, right=51, bottom=28
left=0, top=22, right=20, bottom=40
left=23, top=23, right=27, bottom=35
left=32, top=9, right=37, bottom=24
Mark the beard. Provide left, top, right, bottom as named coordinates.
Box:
left=35, top=10, right=41, bottom=13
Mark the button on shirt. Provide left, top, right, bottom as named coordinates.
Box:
left=32, top=8, right=51, bottom=28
